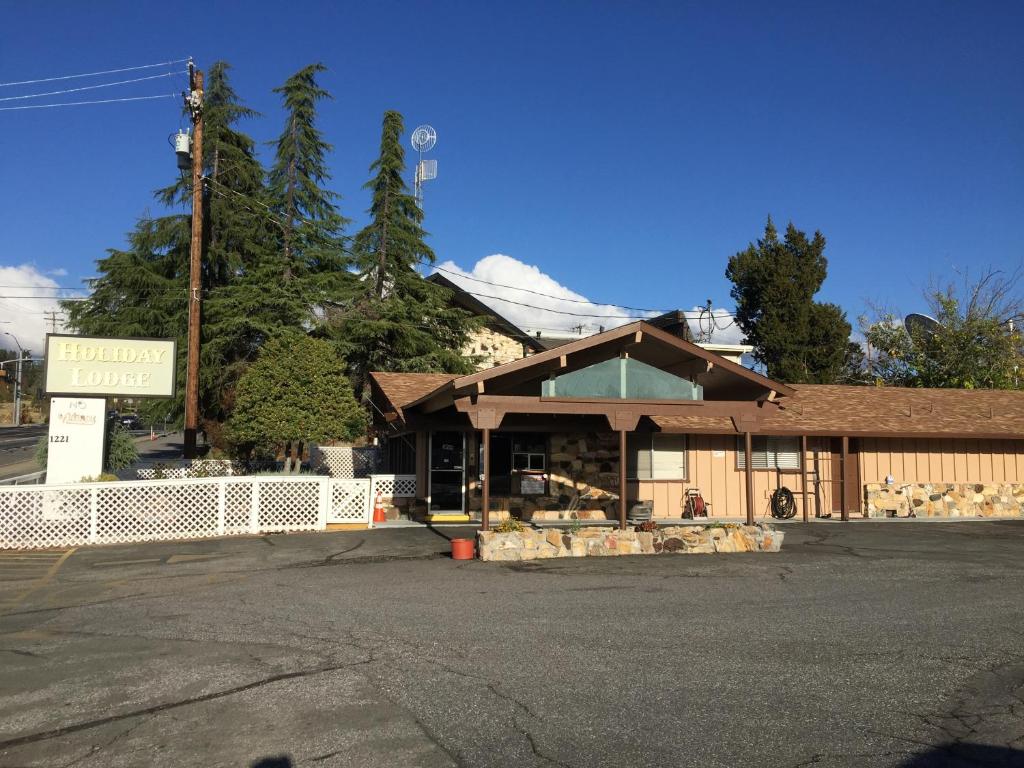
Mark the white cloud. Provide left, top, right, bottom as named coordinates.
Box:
left=0, top=265, right=78, bottom=353
left=46, top=268, right=68, bottom=277
left=433, top=254, right=650, bottom=337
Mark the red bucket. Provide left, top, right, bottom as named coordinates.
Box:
left=451, top=538, right=475, bottom=560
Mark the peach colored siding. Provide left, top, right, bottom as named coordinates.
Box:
left=858, top=438, right=1024, bottom=484
left=634, top=435, right=835, bottom=520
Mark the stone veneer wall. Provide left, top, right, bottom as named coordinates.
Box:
left=865, top=482, right=1024, bottom=518
left=464, top=326, right=528, bottom=370
left=477, top=523, right=783, bottom=561
left=467, top=432, right=622, bottom=521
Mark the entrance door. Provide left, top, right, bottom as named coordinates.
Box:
left=429, top=431, right=465, bottom=512
left=829, top=438, right=862, bottom=518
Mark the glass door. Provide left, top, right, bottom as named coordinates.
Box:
left=429, top=431, right=465, bottom=512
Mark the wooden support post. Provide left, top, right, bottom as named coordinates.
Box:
left=840, top=435, right=850, bottom=522
left=619, top=429, right=627, bottom=530
left=481, top=428, right=491, bottom=531
left=744, top=431, right=755, bottom=526
left=801, top=435, right=809, bottom=523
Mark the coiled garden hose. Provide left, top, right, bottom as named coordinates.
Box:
left=770, top=487, right=797, bottom=519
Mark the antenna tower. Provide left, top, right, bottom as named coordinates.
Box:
left=410, top=124, right=437, bottom=208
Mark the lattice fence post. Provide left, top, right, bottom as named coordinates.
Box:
left=88, top=487, right=98, bottom=545
left=365, top=481, right=374, bottom=528
left=317, top=478, right=329, bottom=530
left=250, top=481, right=260, bottom=534
left=217, top=479, right=226, bottom=536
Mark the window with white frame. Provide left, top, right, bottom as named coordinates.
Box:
left=736, top=436, right=801, bottom=470
left=627, top=433, right=687, bottom=480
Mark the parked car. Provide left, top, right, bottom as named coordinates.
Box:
left=119, top=414, right=142, bottom=430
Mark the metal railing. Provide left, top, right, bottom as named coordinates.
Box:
left=0, top=471, right=46, bottom=486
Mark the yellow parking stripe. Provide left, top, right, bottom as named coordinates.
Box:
left=0, top=548, right=76, bottom=613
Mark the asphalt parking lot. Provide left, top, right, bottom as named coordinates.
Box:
left=1, top=521, right=1023, bottom=767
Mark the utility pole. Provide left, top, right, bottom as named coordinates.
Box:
left=43, top=311, right=61, bottom=334
left=3, top=333, right=25, bottom=426
left=184, top=63, right=204, bottom=458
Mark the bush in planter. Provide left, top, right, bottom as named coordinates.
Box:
left=494, top=517, right=525, bottom=533
left=634, top=519, right=659, bottom=533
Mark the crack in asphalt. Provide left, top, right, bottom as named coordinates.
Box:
left=0, top=657, right=375, bottom=751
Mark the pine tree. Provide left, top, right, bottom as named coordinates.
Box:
left=266, top=63, right=350, bottom=310
left=726, top=218, right=853, bottom=383
left=64, top=61, right=275, bottom=429
left=333, top=110, right=478, bottom=399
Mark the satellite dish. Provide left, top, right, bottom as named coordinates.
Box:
left=904, top=313, right=941, bottom=340
left=411, top=125, right=436, bottom=153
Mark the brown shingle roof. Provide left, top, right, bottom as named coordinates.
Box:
left=370, top=372, right=454, bottom=412
left=648, top=415, right=737, bottom=432
left=763, top=384, right=1024, bottom=437
left=654, top=385, right=1024, bottom=438
left=372, top=371, right=1024, bottom=440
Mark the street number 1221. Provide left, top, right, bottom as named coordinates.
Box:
left=49, top=435, right=69, bottom=443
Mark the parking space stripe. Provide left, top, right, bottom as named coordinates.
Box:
left=0, top=548, right=76, bottom=613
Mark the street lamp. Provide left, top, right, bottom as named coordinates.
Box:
left=3, top=332, right=24, bottom=426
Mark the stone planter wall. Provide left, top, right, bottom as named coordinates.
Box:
left=865, top=482, right=1024, bottom=518
left=477, top=523, right=783, bottom=561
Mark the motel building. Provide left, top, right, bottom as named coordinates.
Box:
left=369, top=321, right=1024, bottom=528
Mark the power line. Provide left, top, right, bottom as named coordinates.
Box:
left=0, top=58, right=190, bottom=88
left=0, top=72, right=179, bottom=103
left=0, top=93, right=177, bottom=112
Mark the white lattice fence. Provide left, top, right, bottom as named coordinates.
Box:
left=0, top=476, right=372, bottom=550
left=329, top=479, right=372, bottom=523
left=312, top=446, right=380, bottom=478
left=370, top=475, right=417, bottom=500
left=0, top=486, right=93, bottom=549
left=95, top=481, right=221, bottom=545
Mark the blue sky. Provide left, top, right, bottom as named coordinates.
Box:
left=0, top=1, right=1021, bottom=347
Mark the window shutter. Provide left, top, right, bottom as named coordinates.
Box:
left=737, top=436, right=800, bottom=470
left=770, top=437, right=800, bottom=470
left=650, top=434, right=686, bottom=479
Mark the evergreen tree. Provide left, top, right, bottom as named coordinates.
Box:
left=226, top=336, right=366, bottom=460
left=266, top=63, right=350, bottom=311
left=333, top=110, right=478, bottom=399
left=726, top=218, right=853, bottom=383
left=65, top=61, right=274, bottom=429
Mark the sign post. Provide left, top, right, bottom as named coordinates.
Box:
left=43, top=335, right=177, bottom=483
left=46, top=398, right=106, bottom=484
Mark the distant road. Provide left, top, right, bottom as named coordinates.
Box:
left=0, top=426, right=178, bottom=481
left=0, top=424, right=46, bottom=454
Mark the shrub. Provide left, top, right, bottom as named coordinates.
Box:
left=495, top=517, right=525, bottom=533
left=226, top=335, right=366, bottom=458
left=34, top=424, right=138, bottom=472
left=105, top=425, right=139, bottom=471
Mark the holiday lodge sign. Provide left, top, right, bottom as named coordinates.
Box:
left=44, top=335, right=177, bottom=398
